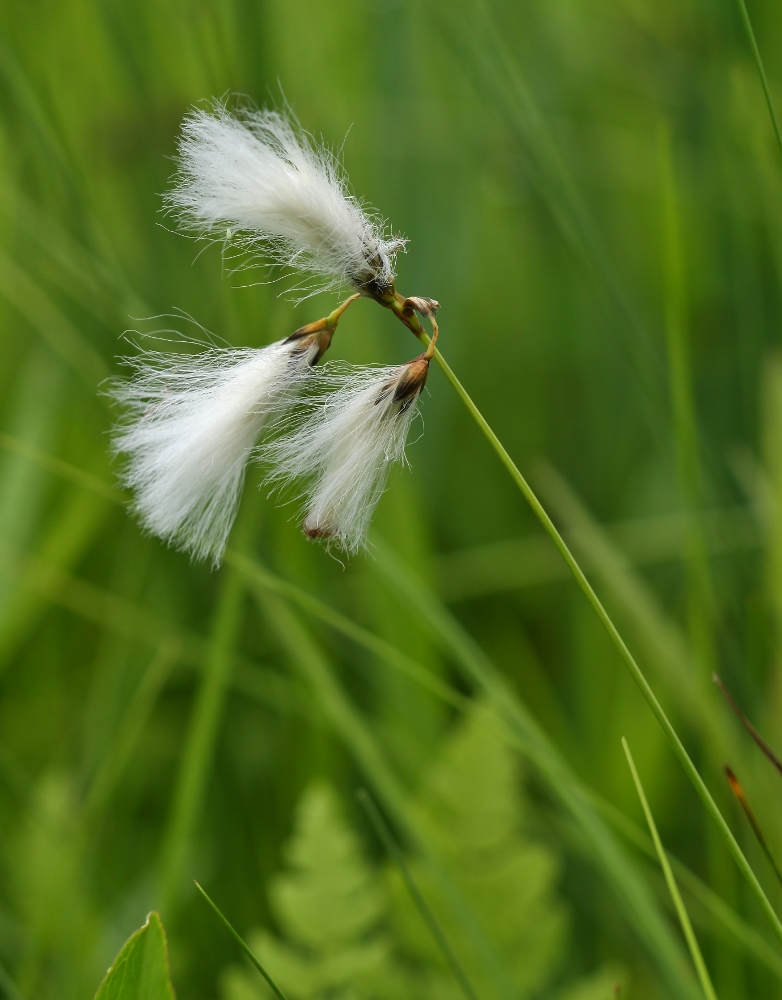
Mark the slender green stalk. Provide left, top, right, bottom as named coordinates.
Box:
left=403, top=329, right=782, bottom=944
left=659, top=124, right=715, bottom=680
left=194, top=882, right=289, bottom=1000
left=0, top=957, right=25, bottom=1000
left=734, top=0, right=782, bottom=160
left=158, top=561, right=245, bottom=915
left=357, top=789, right=482, bottom=1000
left=0, top=432, right=121, bottom=503
left=583, top=794, right=782, bottom=982
left=623, top=738, right=718, bottom=1000
left=84, top=639, right=180, bottom=821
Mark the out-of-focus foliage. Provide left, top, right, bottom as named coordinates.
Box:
left=2, top=0, right=782, bottom=997
left=222, top=706, right=617, bottom=1000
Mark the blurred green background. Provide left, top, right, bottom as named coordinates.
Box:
left=3, top=0, right=782, bottom=997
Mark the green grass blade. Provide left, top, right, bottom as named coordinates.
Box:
left=157, top=561, right=245, bottom=916
left=659, top=123, right=716, bottom=679
left=531, top=462, right=723, bottom=748
left=84, top=640, right=180, bottom=822
left=579, top=792, right=782, bottom=982
left=194, top=882, right=289, bottom=1000
left=421, top=338, right=782, bottom=947
left=435, top=505, right=759, bottom=602
left=0, top=958, right=25, bottom=1000
left=734, top=0, right=782, bottom=159
left=0, top=432, right=122, bottom=503
left=0, top=249, right=108, bottom=387
left=623, top=738, right=719, bottom=1000
left=356, top=788, right=482, bottom=1000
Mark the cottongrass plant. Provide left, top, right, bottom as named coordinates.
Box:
left=167, top=101, right=406, bottom=296
left=112, top=100, right=436, bottom=564
left=263, top=346, right=434, bottom=553
left=110, top=315, right=340, bottom=565
left=108, top=94, right=782, bottom=988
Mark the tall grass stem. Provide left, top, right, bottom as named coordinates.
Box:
left=734, top=0, right=782, bottom=159
left=623, top=738, right=719, bottom=1000
left=194, top=882, right=289, bottom=1000
left=423, top=337, right=782, bottom=944
left=356, top=788, right=482, bottom=1000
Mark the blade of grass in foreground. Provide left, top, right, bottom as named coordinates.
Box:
left=659, top=123, right=715, bottom=682
left=194, top=882, right=289, bottom=1000
left=157, top=554, right=245, bottom=916
left=0, top=957, right=25, bottom=1000
left=623, top=738, right=719, bottom=1000
left=410, top=330, right=782, bottom=946
left=734, top=0, right=782, bottom=160
left=83, top=639, right=180, bottom=822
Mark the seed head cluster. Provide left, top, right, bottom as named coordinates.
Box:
left=166, top=102, right=405, bottom=296
left=110, top=101, right=437, bottom=565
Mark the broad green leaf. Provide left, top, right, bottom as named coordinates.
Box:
left=94, top=912, right=175, bottom=1000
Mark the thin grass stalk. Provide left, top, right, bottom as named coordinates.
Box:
left=157, top=558, right=245, bottom=916
left=357, top=789, right=482, bottom=1000
left=83, top=639, right=180, bottom=821
left=415, top=334, right=782, bottom=945
left=0, top=958, right=25, bottom=1000
left=623, top=738, right=719, bottom=1000
left=659, top=124, right=716, bottom=679
left=734, top=0, right=782, bottom=160
left=194, top=882, right=289, bottom=1000
left=581, top=794, right=782, bottom=982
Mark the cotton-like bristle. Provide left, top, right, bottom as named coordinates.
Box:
left=167, top=102, right=405, bottom=295
left=261, top=360, right=428, bottom=553
left=110, top=338, right=319, bottom=566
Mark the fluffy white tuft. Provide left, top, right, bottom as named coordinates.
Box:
left=110, top=338, right=319, bottom=566
left=261, top=360, right=428, bottom=553
left=167, top=102, right=406, bottom=294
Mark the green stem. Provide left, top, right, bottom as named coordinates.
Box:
left=194, top=882, right=289, bottom=1000
left=356, top=789, right=482, bottom=1000
left=623, top=738, right=719, bottom=1000
left=415, top=331, right=782, bottom=945
left=734, top=0, right=782, bottom=160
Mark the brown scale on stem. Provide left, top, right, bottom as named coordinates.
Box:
left=285, top=292, right=361, bottom=364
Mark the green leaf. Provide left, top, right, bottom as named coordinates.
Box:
left=94, top=912, right=175, bottom=1000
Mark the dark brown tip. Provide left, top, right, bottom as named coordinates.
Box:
left=714, top=675, right=782, bottom=778
left=391, top=356, right=430, bottom=409
left=302, top=521, right=334, bottom=541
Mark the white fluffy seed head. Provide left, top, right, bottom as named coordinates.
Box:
left=261, top=357, right=429, bottom=553
left=110, top=336, right=322, bottom=566
left=166, top=102, right=406, bottom=296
